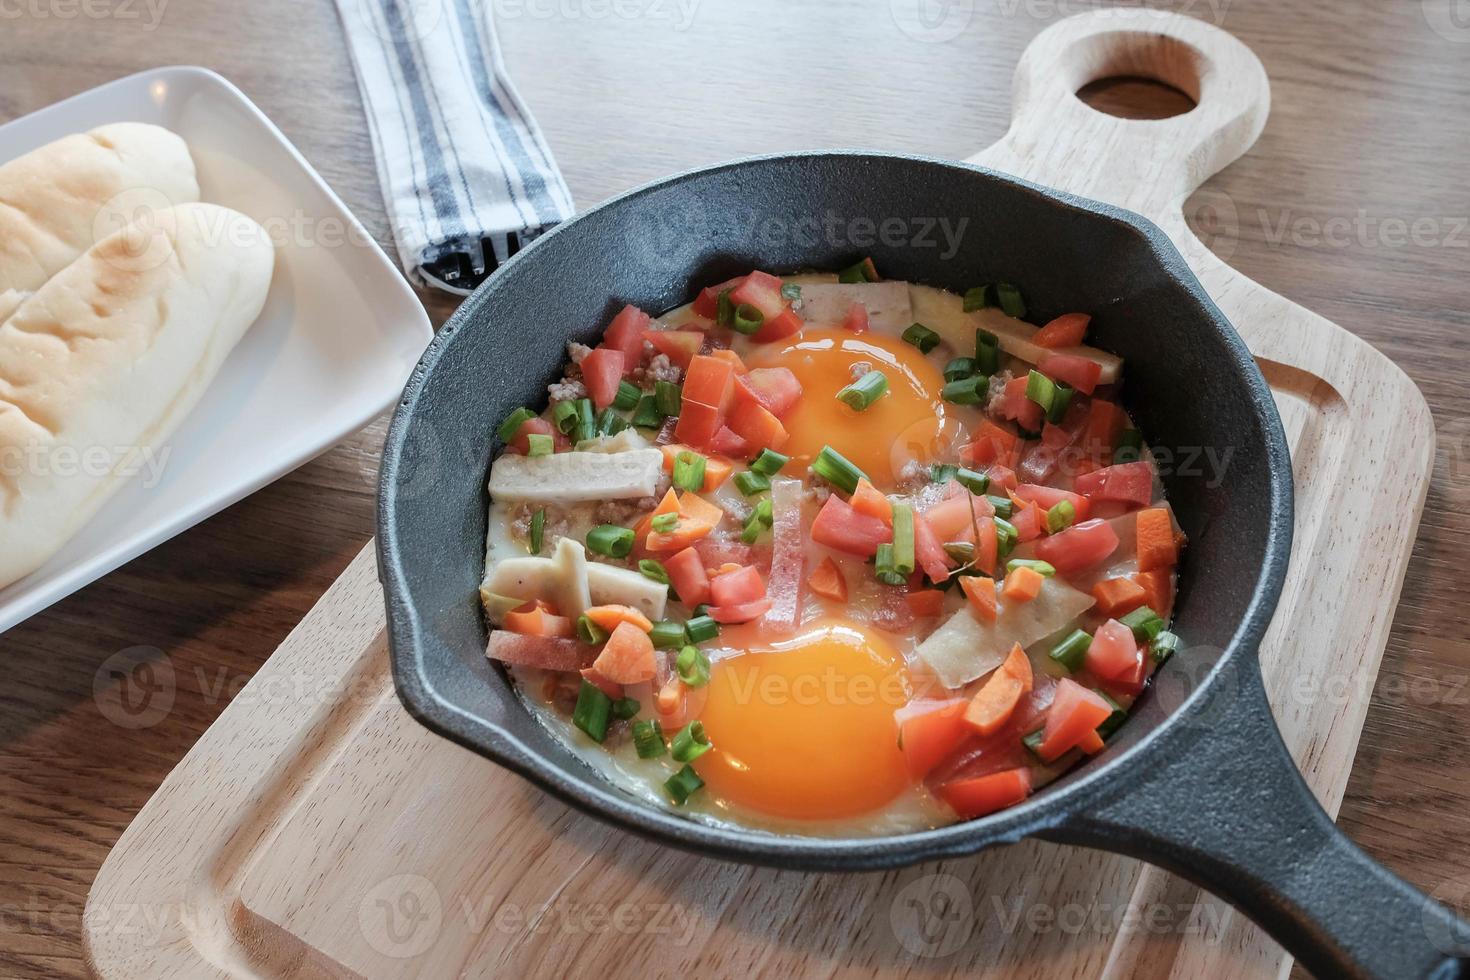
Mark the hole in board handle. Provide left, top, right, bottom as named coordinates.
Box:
left=1076, top=76, right=1197, bottom=120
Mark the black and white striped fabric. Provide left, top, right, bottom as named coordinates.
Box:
left=333, top=0, right=574, bottom=294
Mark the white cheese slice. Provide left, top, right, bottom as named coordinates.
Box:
left=479, top=548, right=668, bottom=625
left=488, top=448, right=663, bottom=504
left=914, top=575, right=1096, bottom=689
left=795, top=281, right=913, bottom=330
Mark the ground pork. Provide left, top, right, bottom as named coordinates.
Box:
left=849, top=360, right=874, bottom=380
left=632, top=352, right=682, bottom=387
left=985, top=368, right=1015, bottom=420
left=803, top=473, right=835, bottom=505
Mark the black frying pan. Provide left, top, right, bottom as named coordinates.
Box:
left=375, top=151, right=1467, bottom=978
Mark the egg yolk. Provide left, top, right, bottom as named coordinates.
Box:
left=747, top=327, right=952, bottom=488
left=695, top=618, right=913, bottom=821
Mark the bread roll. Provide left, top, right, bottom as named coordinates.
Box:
left=0, top=203, right=274, bottom=589
left=0, top=123, right=199, bottom=297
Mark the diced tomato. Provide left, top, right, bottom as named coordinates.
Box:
left=1074, top=460, right=1154, bottom=508
left=664, top=546, right=711, bottom=607
left=922, top=491, right=992, bottom=542
left=913, top=512, right=954, bottom=582
left=985, top=464, right=1019, bottom=492
left=811, top=495, right=892, bottom=558
left=1013, top=484, right=1090, bottom=523
left=734, top=367, right=803, bottom=418
left=1017, top=444, right=1060, bottom=484
left=1032, top=518, right=1120, bottom=573
left=896, top=699, right=970, bottom=780
left=1037, top=678, right=1113, bottom=762
left=580, top=666, right=624, bottom=699
left=1083, top=400, right=1128, bottom=454
left=840, top=302, right=869, bottom=333
left=581, top=346, right=625, bottom=410
left=961, top=420, right=1022, bottom=468
left=727, top=399, right=789, bottom=451
left=1041, top=421, right=1076, bottom=450
left=691, top=276, right=744, bottom=319
left=937, top=767, right=1032, bottom=819
left=1032, top=313, right=1091, bottom=348
left=709, top=564, right=766, bottom=606
left=750, top=308, right=805, bottom=343
left=682, top=354, right=736, bottom=411
left=707, top=425, right=751, bottom=457
left=807, top=555, right=848, bottom=602
left=1103, top=652, right=1149, bottom=699
left=1086, top=619, right=1140, bottom=680
left=1039, top=353, right=1103, bottom=395
left=998, top=375, right=1043, bottom=432
left=708, top=598, right=772, bottom=623
left=1009, top=496, right=1042, bottom=542
left=506, top=416, right=555, bottom=455
left=729, top=270, right=788, bottom=319
left=643, top=329, right=704, bottom=368
left=906, top=589, right=945, bottom=617
left=486, top=631, right=598, bottom=671
left=603, top=304, right=651, bottom=364
left=674, top=400, right=723, bottom=449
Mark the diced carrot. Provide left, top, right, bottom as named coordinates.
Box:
left=708, top=426, right=752, bottom=457
left=656, top=677, right=682, bottom=716
left=936, top=767, right=1032, bottom=819
left=1037, top=678, right=1114, bottom=762
left=645, top=518, right=715, bottom=553
left=896, top=699, right=970, bottom=780
left=683, top=354, right=736, bottom=411
left=707, top=597, right=772, bottom=623
left=503, top=604, right=574, bottom=638
left=1083, top=400, right=1128, bottom=454
left=592, top=622, right=657, bottom=684
left=678, top=491, right=725, bottom=528
left=1132, top=569, right=1175, bottom=619
left=962, top=644, right=1033, bottom=736
left=727, top=399, right=789, bottom=452
left=583, top=604, right=655, bottom=635
left=912, top=513, right=953, bottom=583
left=664, top=546, right=711, bottom=606
left=709, top=347, right=747, bottom=374
left=806, top=556, right=848, bottom=602
left=1136, top=507, right=1178, bottom=572
left=651, top=487, right=680, bottom=518
left=673, top=400, right=723, bottom=449
left=906, top=589, right=946, bottom=618
left=1077, top=729, right=1107, bottom=754
left=701, top=456, right=733, bottom=492
left=959, top=575, right=997, bottom=622
left=1032, top=312, right=1091, bottom=348
left=961, top=420, right=1022, bottom=468
left=1001, top=565, right=1044, bottom=603
left=923, top=492, right=990, bottom=541
left=1091, top=577, right=1148, bottom=618
left=850, top=478, right=893, bottom=523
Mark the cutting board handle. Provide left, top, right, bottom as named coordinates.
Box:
left=968, top=9, right=1270, bottom=219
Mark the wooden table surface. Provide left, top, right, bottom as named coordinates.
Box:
left=2, top=1, right=1467, bottom=976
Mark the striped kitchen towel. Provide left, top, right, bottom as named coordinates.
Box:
left=332, top=0, right=575, bottom=294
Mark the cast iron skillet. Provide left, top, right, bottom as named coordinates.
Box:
left=377, top=152, right=1468, bottom=979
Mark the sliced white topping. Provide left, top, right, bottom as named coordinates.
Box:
left=479, top=541, right=667, bottom=625
left=488, top=448, right=663, bottom=504
left=914, top=575, right=1096, bottom=689
left=908, top=284, right=1122, bottom=384
left=795, top=281, right=913, bottom=330
left=576, top=428, right=652, bottom=454
left=586, top=563, right=668, bottom=621
left=550, top=537, right=592, bottom=622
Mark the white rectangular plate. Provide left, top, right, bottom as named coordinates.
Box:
left=0, top=66, right=432, bottom=633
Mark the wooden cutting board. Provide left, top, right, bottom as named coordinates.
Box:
left=84, top=11, right=1435, bottom=979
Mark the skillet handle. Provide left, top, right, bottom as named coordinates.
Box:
left=1049, top=658, right=1469, bottom=979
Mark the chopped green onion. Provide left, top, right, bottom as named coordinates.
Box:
left=1046, top=499, right=1076, bottom=534
left=632, top=719, right=666, bottom=758
left=1007, top=558, right=1055, bottom=577
left=716, top=289, right=735, bottom=328
left=638, top=559, right=670, bottom=584
left=670, top=720, right=712, bottom=763
left=529, top=509, right=545, bottom=555
left=649, top=620, right=688, bottom=649
left=996, top=282, right=1026, bottom=318
left=749, top=449, right=789, bottom=476
left=613, top=380, right=642, bottom=411
left=963, top=285, right=992, bottom=311
left=781, top=282, right=802, bottom=301
left=577, top=615, right=609, bottom=645
left=734, top=470, right=770, bottom=497
left=612, top=697, right=641, bottom=721
left=572, top=399, right=596, bottom=442
left=891, top=503, right=916, bottom=577
left=498, top=407, right=536, bottom=443
left=1049, top=628, right=1092, bottom=672
left=651, top=512, right=678, bottom=533
left=943, top=541, right=976, bottom=564
left=974, top=328, right=1000, bottom=376
left=1025, top=369, right=1057, bottom=413
left=692, top=603, right=711, bottom=617
left=1097, top=692, right=1128, bottom=739
left=931, top=463, right=959, bottom=484
left=731, top=303, right=765, bottom=335
left=987, top=495, right=1013, bottom=519
left=838, top=257, right=878, bottom=283
left=675, top=645, right=711, bottom=687
left=1046, top=381, right=1074, bottom=424
left=654, top=380, right=682, bottom=417
left=753, top=497, right=774, bottom=527
left=597, top=408, right=629, bottom=436
left=836, top=370, right=889, bottom=411
left=874, top=543, right=906, bottom=585
left=1151, top=630, right=1180, bottom=665
left=994, top=517, right=1018, bottom=559
left=673, top=450, right=707, bottom=492
left=955, top=467, right=990, bottom=495
left=812, top=445, right=869, bottom=495
left=551, top=400, right=579, bottom=434
left=587, top=524, right=635, bottom=558
left=1115, top=428, right=1144, bottom=463
left=631, top=394, right=663, bottom=428
left=664, top=763, right=704, bottom=804
left=686, top=614, right=720, bottom=643
left=741, top=507, right=764, bottom=543
left=572, top=680, right=613, bottom=742
left=942, top=375, right=988, bottom=405
left=901, top=323, right=940, bottom=354
left=1022, top=729, right=1046, bottom=757
left=944, top=357, right=976, bottom=381
left=1120, top=605, right=1165, bottom=643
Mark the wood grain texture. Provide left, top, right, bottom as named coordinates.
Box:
left=1, top=1, right=1467, bottom=978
